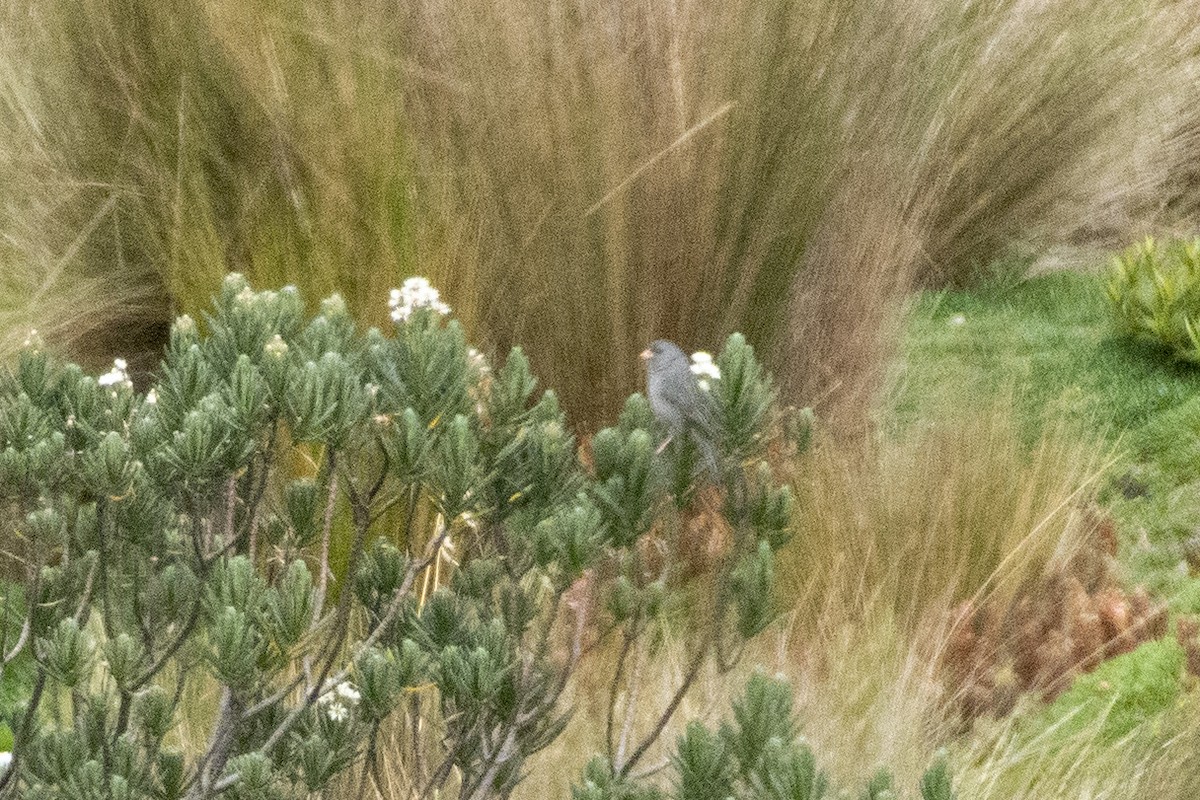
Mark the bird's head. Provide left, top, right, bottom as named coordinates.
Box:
left=640, top=339, right=686, bottom=367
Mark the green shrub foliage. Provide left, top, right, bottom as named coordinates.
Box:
left=572, top=674, right=957, bottom=800
left=0, top=275, right=799, bottom=800
left=1107, top=235, right=1200, bottom=360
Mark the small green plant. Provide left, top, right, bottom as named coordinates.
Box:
left=572, top=673, right=957, bottom=800
left=0, top=275, right=793, bottom=800
left=1107, top=236, right=1200, bottom=361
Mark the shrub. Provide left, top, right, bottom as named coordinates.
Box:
left=1107, top=236, right=1200, bottom=361
left=572, top=673, right=957, bottom=800
left=0, top=275, right=795, bottom=800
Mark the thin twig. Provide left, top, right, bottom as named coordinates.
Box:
left=241, top=421, right=278, bottom=559
left=401, top=483, right=420, bottom=556
left=129, top=589, right=206, bottom=691
left=222, top=473, right=237, bottom=551
left=618, top=632, right=711, bottom=779
left=189, top=688, right=239, bottom=799
left=1, top=572, right=37, bottom=665
left=311, top=451, right=340, bottom=626
left=0, top=670, right=46, bottom=797
left=615, top=640, right=646, bottom=770
left=72, top=556, right=100, bottom=626
left=606, top=621, right=639, bottom=766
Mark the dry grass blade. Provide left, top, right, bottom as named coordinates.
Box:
left=779, top=403, right=1111, bottom=636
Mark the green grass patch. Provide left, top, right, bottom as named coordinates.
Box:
left=1036, top=638, right=1184, bottom=744
left=890, top=270, right=1200, bottom=438
left=891, top=269, right=1200, bottom=604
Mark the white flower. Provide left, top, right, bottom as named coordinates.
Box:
left=949, top=314, right=966, bottom=326
left=264, top=334, right=289, bottom=359
left=318, top=680, right=361, bottom=721
left=321, top=293, right=348, bottom=318
left=689, top=351, right=721, bottom=392
left=467, top=347, right=490, bottom=376
left=0, top=751, right=9, bottom=775
left=389, top=277, right=451, bottom=323
left=335, top=683, right=361, bottom=704
left=144, top=388, right=158, bottom=405
left=97, top=357, right=132, bottom=389
left=689, top=352, right=720, bottom=379
left=22, top=329, right=41, bottom=350
left=173, top=314, right=197, bottom=335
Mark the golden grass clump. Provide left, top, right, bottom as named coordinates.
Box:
left=399, top=0, right=1194, bottom=428
left=4, top=0, right=1196, bottom=430
left=778, top=406, right=1111, bottom=635
left=0, top=0, right=416, bottom=371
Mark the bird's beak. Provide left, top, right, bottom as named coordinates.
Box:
left=639, top=348, right=652, bottom=361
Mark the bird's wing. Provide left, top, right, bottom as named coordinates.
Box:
left=661, top=369, right=716, bottom=435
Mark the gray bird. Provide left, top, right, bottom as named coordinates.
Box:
left=640, top=339, right=718, bottom=475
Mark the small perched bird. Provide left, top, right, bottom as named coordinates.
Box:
left=640, top=339, right=718, bottom=474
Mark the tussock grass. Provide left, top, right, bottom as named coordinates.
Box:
left=398, top=0, right=851, bottom=424
left=0, top=2, right=171, bottom=374
left=4, top=1, right=1195, bottom=429
left=779, top=405, right=1111, bottom=636
left=903, top=1, right=1179, bottom=284
left=0, top=0, right=414, bottom=370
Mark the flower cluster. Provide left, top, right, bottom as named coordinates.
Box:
left=97, top=357, right=132, bottom=390
left=689, top=351, right=721, bottom=392
left=467, top=347, right=489, bottom=377
left=264, top=334, right=289, bottom=359
left=318, top=681, right=361, bottom=722
left=389, top=277, right=451, bottom=323
left=234, top=283, right=294, bottom=308
left=173, top=314, right=197, bottom=336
